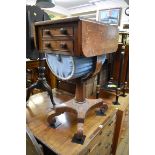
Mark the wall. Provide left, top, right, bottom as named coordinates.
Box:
left=69, top=0, right=129, bottom=31
left=95, top=0, right=129, bottom=30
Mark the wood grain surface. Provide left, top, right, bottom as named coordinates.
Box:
left=26, top=90, right=118, bottom=155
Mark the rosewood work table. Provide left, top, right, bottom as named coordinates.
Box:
left=32, top=17, right=119, bottom=140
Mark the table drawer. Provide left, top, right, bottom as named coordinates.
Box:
left=103, top=115, right=116, bottom=133
left=43, top=27, right=73, bottom=38
left=42, top=40, right=73, bottom=54
left=81, top=136, right=101, bottom=155
left=102, top=127, right=115, bottom=142
left=88, top=132, right=102, bottom=151
left=99, top=142, right=112, bottom=155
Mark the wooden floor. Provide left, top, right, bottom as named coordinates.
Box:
left=116, top=129, right=129, bottom=155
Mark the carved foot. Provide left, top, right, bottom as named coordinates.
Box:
left=76, top=118, right=84, bottom=140
left=72, top=118, right=86, bottom=144
left=99, top=103, right=108, bottom=114
left=47, top=110, right=61, bottom=128
left=86, top=98, right=108, bottom=116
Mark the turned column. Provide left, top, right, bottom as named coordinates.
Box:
left=75, top=79, right=86, bottom=103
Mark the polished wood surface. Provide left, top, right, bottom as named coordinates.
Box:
left=81, top=20, right=118, bottom=57
left=34, top=17, right=119, bottom=57
left=26, top=90, right=117, bottom=155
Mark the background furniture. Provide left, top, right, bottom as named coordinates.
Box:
left=26, top=5, right=55, bottom=106
left=26, top=90, right=117, bottom=155
left=99, top=90, right=129, bottom=155
left=100, top=43, right=129, bottom=104
left=26, top=59, right=56, bottom=94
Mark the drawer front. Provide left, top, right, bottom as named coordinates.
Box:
left=43, top=27, right=73, bottom=38
left=102, top=127, right=115, bottom=143
left=88, top=132, right=102, bottom=151
left=103, top=115, right=116, bottom=133
left=42, top=40, right=73, bottom=54
left=89, top=143, right=99, bottom=155
left=99, top=143, right=112, bottom=155
left=80, top=115, right=116, bottom=155
left=81, top=132, right=101, bottom=155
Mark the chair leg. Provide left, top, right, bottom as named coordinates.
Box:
left=26, top=82, right=38, bottom=102
left=42, top=80, right=56, bottom=106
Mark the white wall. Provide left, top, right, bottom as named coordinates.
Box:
left=69, top=0, right=129, bottom=31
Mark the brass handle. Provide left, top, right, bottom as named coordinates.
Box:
left=60, top=43, right=67, bottom=49
left=60, top=28, right=68, bottom=34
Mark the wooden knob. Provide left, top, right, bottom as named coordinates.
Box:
left=46, top=30, right=51, bottom=35
left=60, top=43, right=67, bottom=49
left=99, top=131, right=102, bottom=135
left=45, top=43, right=51, bottom=48
left=98, top=142, right=102, bottom=146
left=60, top=28, right=67, bottom=34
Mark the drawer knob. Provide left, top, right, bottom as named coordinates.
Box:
left=98, top=142, right=102, bottom=146
left=60, top=43, right=67, bottom=49
left=99, top=131, right=102, bottom=135
left=45, top=43, right=51, bottom=48
left=60, top=28, right=68, bottom=34
left=46, top=30, right=51, bottom=35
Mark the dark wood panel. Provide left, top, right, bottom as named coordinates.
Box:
left=81, top=20, right=119, bottom=57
